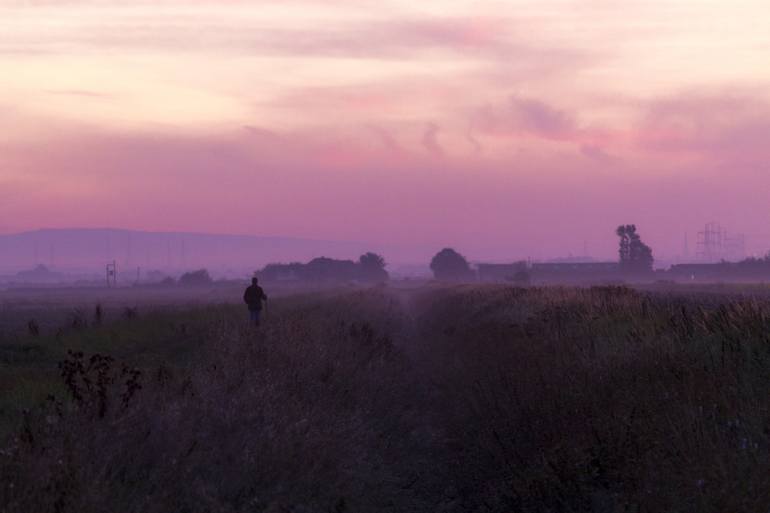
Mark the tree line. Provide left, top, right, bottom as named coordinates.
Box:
left=145, top=226, right=656, bottom=285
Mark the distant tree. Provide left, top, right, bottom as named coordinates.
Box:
left=304, top=257, right=359, bottom=282
left=430, top=248, right=473, bottom=281
left=616, top=225, right=630, bottom=263
left=16, top=264, right=63, bottom=283
left=145, top=270, right=168, bottom=284
left=358, top=252, right=389, bottom=282
left=258, top=262, right=304, bottom=282
left=178, top=269, right=213, bottom=286
left=616, top=225, right=653, bottom=272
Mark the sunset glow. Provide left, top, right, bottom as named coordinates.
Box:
left=3, top=0, right=770, bottom=260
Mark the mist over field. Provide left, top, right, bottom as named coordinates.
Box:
left=0, top=228, right=373, bottom=272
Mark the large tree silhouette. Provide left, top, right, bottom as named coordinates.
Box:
left=358, top=252, right=388, bottom=282
left=616, top=225, right=653, bottom=272
left=430, top=248, right=473, bottom=281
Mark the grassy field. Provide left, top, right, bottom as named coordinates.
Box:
left=1, top=284, right=769, bottom=512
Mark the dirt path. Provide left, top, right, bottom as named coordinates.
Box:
left=381, top=286, right=469, bottom=511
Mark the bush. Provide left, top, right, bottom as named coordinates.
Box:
left=358, top=252, right=388, bottom=282
left=177, top=269, right=212, bottom=286
left=430, top=248, right=474, bottom=282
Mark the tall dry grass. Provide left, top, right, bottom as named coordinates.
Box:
left=411, top=285, right=770, bottom=512
left=1, top=290, right=443, bottom=512
left=1, top=285, right=769, bottom=512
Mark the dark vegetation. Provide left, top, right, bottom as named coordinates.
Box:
left=178, top=269, right=213, bottom=286
left=430, top=248, right=474, bottom=281
left=669, top=253, right=770, bottom=281
left=258, top=253, right=388, bottom=284
left=616, top=225, right=653, bottom=273
left=1, top=285, right=770, bottom=512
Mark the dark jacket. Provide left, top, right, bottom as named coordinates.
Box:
left=243, top=285, right=267, bottom=311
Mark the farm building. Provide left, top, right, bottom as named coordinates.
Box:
left=477, top=262, right=529, bottom=282
left=667, top=262, right=770, bottom=282
left=531, top=262, right=621, bottom=283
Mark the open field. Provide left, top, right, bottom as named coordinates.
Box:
left=1, top=283, right=769, bottom=512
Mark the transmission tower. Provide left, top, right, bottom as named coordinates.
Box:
left=723, top=232, right=746, bottom=261
left=696, top=222, right=746, bottom=262
left=696, top=222, right=722, bottom=262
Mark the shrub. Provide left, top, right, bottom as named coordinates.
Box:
left=430, top=248, right=474, bottom=281
left=178, top=269, right=212, bottom=286
left=358, top=252, right=388, bottom=282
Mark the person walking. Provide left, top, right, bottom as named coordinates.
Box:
left=243, top=277, right=268, bottom=326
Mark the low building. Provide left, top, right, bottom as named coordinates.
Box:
left=667, top=262, right=770, bottom=282
left=531, top=262, right=621, bottom=283
left=477, top=262, right=528, bottom=282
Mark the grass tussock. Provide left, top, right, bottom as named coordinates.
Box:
left=1, top=285, right=769, bottom=512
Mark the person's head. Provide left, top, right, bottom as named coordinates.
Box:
left=251, top=277, right=258, bottom=286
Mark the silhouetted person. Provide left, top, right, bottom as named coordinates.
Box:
left=243, top=277, right=268, bottom=326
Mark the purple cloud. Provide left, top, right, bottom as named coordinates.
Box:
left=637, top=91, right=770, bottom=166
left=475, top=95, right=577, bottom=140
left=421, top=123, right=443, bottom=158
left=367, top=125, right=402, bottom=154
left=509, top=96, right=575, bottom=137
left=0, top=9, right=591, bottom=68
left=580, top=144, right=615, bottom=164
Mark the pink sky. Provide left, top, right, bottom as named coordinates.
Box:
left=2, top=0, right=770, bottom=262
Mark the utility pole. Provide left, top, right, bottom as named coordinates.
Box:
left=126, top=232, right=132, bottom=268
left=106, top=260, right=117, bottom=288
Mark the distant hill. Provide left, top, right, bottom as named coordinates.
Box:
left=0, top=228, right=370, bottom=274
